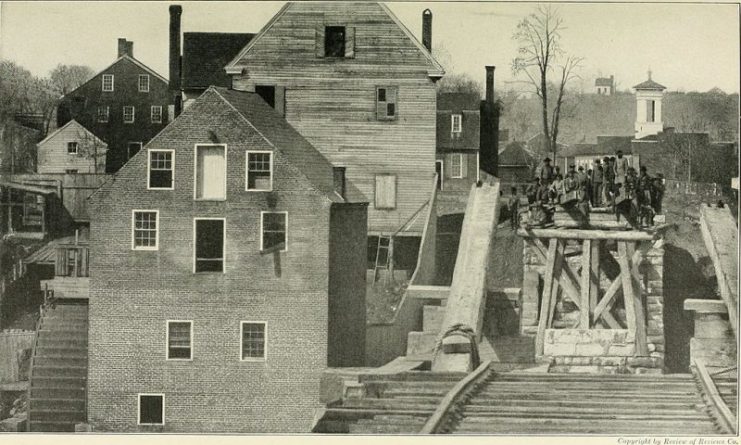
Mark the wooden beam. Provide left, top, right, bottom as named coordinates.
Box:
left=536, top=239, right=559, bottom=356
left=593, top=272, right=623, bottom=329
left=579, top=240, right=592, bottom=329
left=526, top=237, right=582, bottom=309
left=519, top=228, right=656, bottom=241
left=547, top=240, right=565, bottom=329
left=618, top=242, right=648, bottom=356
left=590, top=240, right=601, bottom=322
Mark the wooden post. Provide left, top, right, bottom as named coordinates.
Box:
left=547, top=240, right=565, bottom=329
left=618, top=242, right=648, bottom=355
left=536, top=238, right=559, bottom=356
left=387, top=236, right=395, bottom=285
left=590, top=240, right=601, bottom=322
left=40, top=195, right=46, bottom=237
left=579, top=239, right=592, bottom=329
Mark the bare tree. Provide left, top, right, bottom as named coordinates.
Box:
left=75, top=129, right=107, bottom=174
left=49, top=64, right=95, bottom=96
left=436, top=73, right=483, bottom=98
left=512, top=5, right=582, bottom=159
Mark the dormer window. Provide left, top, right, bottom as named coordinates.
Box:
left=102, top=74, right=114, bottom=92
left=451, top=114, right=462, bottom=136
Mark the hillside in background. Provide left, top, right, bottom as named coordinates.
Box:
left=499, top=89, right=739, bottom=148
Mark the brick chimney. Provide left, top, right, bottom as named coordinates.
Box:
left=480, top=66, right=499, bottom=176
left=117, top=38, right=130, bottom=58
left=169, top=5, right=183, bottom=116
left=422, top=9, right=432, bottom=52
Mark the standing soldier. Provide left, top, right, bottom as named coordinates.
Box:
left=535, top=157, right=554, bottom=185
left=614, top=150, right=629, bottom=186
left=592, top=158, right=603, bottom=207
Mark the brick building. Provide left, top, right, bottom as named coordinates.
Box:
left=87, top=86, right=367, bottom=432
left=57, top=39, right=171, bottom=173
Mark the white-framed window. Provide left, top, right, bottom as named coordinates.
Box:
left=246, top=151, right=273, bottom=191
left=102, top=74, right=114, bottom=92
left=166, top=320, right=192, bottom=360
left=132, top=210, right=159, bottom=251
left=376, top=86, right=398, bottom=121
left=67, top=142, right=79, bottom=155
left=151, top=106, right=162, bottom=124
left=450, top=153, right=464, bottom=178
left=451, top=114, right=462, bottom=135
left=374, top=174, right=397, bottom=209
left=97, top=106, right=109, bottom=123
left=260, top=211, right=287, bottom=252
left=139, top=74, right=150, bottom=93
left=138, top=394, right=164, bottom=426
left=240, top=321, right=266, bottom=361
left=194, top=218, right=225, bottom=273
left=123, top=106, right=135, bottom=124
left=194, top=144, right=226, bottom=200
left=148, top=149, right=174, bottom=190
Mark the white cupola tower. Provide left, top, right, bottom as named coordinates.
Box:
left=633, top=71, right=666, bottom=139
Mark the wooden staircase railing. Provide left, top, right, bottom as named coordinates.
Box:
left=692, top=358, right=737, bottom=435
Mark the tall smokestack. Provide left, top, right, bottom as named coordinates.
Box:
left=169, top=5, right=183, bottom=116
left=485, top=65, right=495, bottom=103
left=480, top=66, right=499, bottom=177
left=422, top=9, right=432, bottom=52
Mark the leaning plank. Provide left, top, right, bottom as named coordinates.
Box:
left=593, top=272, right=622, bottom=324
left=547, top=240, right=566, bottom=329
left=519, top=228, right=655, bottom=241
left=535, top=239, right=559, bottom=356
left=579, top=240, right=592, bottom=329
left=692, top=358, right=737, bottom=435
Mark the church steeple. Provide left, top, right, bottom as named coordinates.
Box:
left=633, top=72, right=666, bottom=139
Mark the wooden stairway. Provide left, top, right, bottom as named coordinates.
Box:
left=312, top=371, right=465, bottom=433
left=445, top=372, right=724, bottom=435
left=27, top=303, right=88, bottom=432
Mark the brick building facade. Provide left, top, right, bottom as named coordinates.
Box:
left=87, top=86, right=367, bottom=432
left=57, top=39, right=171, bottom=173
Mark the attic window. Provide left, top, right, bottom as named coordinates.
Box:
left=67, top=142, right=79, bottom=155
left=246, top=151, right=272, bottom=191
left=139, top=75, right=150, bottom=93
left=148, top=149, right=174, bottom=190
left=376, top=87, right=398, bottom=121
left=102, top=74, right=114, bottom=92
left=324, top=26, right=345, bottom=57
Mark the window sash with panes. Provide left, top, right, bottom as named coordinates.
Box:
left=139, top=75, right=150, bottom=92
left=102, top=74, right=114, bottom=92
left=451, top=114, right=463, bottom=135
left=97, top=106, right=109, bottom=123
left=261, top=212, right=286, bottom=252
left=138, top=395, right=164, bottom=425
left=67, top=142, right=78, bottom=155
left=241, top=322, right=266, bottom=360
left=151, top=106, right=162, bottom=124
left=167, top=321, right=192, bottom=359
left=123, top=106, right=135, bottom=123
left=195, top=219, right=224, bottom=272
left=376, top=87, right=398, bottom=121
left=133, top=211, right=158, bottom=250
left=148, top=150, right=173, bottom=189
left=451, top=153, right=464, bottom=178
left=246, top=152, right=272, bottom=191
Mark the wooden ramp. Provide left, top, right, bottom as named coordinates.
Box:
left=432, top=180, right=500, bottom=372
left=700, top=204, right=738, bottom=337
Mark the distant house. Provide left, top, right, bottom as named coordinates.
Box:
left=436, top=92, right=481, bottom=194
left=57, top=39, right=171, bottom=173
left=498, top=141, right=535, bottom=185
left=87, top=86, right=368, bottom=432
left=36, top=120, right=107, bottom=174
left=594, top=75, right=615, bottom=95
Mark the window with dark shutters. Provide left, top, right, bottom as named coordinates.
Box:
left=376, top=87, right=398, bottom=121
left=374, top=174, right=397, bottom=209
left=316, top=25, right=354, bottom=58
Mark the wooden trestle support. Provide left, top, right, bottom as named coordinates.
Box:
left=517, top=228, right=658, bottom=359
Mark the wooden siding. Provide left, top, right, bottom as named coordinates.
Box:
left=37, top=122, right=107, bottom=174
left=230, top=2, right=439, bottom=234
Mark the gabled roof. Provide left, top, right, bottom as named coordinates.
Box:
left=36, top=120, right=107, bottom=147
left=182, top=32, right=255, bottom=89
left=498, top=141, right=535, bottom=166
left=633, top=78, right=666, bottom=90
left=437, top=93, right=481, bottom=112
left=225, top=2, right=444, bottom=77
left=595, top=77, right=613, bottom=87
left=63, top=55, right=168, bottom=98
left=210, top=87, right=363, bottom=204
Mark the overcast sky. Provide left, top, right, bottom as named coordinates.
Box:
left=1, top=1, right=738, bottom=94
